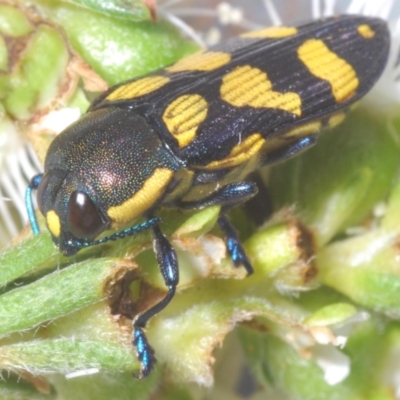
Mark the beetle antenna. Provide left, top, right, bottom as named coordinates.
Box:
left=25, top=174, right=43, bottom=235
left=69, top=217, right=162, bottom=251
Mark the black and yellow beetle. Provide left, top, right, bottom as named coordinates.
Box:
left=26, top=15, right=390, bottom=378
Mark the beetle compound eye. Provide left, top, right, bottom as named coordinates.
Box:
left=36, top=173, right=50, bottom=215
left=67, top=191, right=107, bottom=240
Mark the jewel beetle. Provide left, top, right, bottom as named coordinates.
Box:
left=26, top=15, right=390, bottom=378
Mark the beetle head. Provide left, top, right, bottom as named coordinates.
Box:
left=35, top=107, right=178, bottom=255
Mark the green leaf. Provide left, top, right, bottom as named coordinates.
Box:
left=0, top=233, right=57, bottom=287
left=0, top=4, right=33, bottom=37
left=318, top=236, right=400, bottom=317
left=50, top=371, right=159, bottom=400
left=304, top=303, right=358, bottom=327
left=174, top=205, right=220, bottom=238
left=44, top=1, right=198, bottom=85
left=0, top=339, right=137, bottom=374
left=4, top=24, right=69, bottom=119
left=0, top=258, right=134, bottom=336
left=64, top=0, right=153, bottom=21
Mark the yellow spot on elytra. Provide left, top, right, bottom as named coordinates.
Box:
left=283, top=121, right=321, bottom=138
left=241, top=26, right=297, bottom=39
left=166, top=51, right=231, bottom=73
left=106, top=76, right=170, bottom=101
left=163, top=94, right=208, bottom=147
left=357, top=24, right=375, bottom=39
left=107, top=168, right=174, bottom=226
left=205, top=133, right=266, bottom=170
left=327, top=112, right=346, bottom=128
left=221, top=65, right=302, bottom=116
left=298, top=39, right=359, bottom=103
left=47, top=210, right=61, bottom=238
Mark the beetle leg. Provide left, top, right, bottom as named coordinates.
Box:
left=179, top=182, right=257, bottom=275
left=179, top=182, right=258, bottom=211
left=262, top=135, right=317, bottom=166
left=132, top=223, right=179, bottom=379
left=218, top=214, right=253, bottom=275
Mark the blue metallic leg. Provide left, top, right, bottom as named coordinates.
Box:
left=132, top=223, right=179, bottom=378
left=133, top=182, right=257, bottom=376
left=262, top=135, right=317, bottom=166
left=179, top=182, right=258, bottom=211
left=218, top=214, right=253, bottom=275
left=179, top=181, right=257, bottom=275
left=208, top=137, right=317, bottom=273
